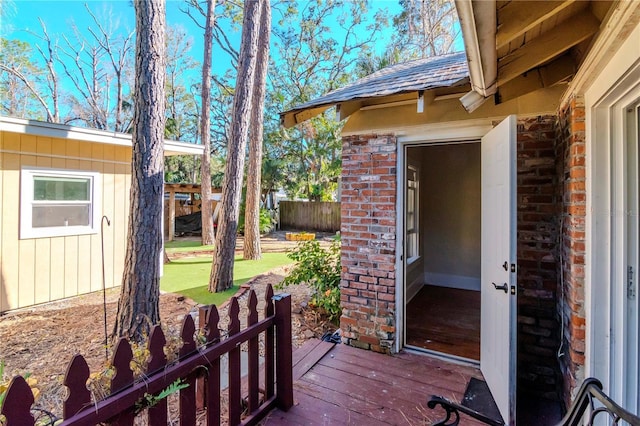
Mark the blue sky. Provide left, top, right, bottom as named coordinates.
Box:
left=1, top=0, right=404, bottom=77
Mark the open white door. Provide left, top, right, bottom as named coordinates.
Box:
left=481, top=115, right=517, bottom=425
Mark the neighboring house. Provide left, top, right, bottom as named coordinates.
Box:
left=281, top=1, right=640, bottom=423
left=0, top=116, right=203, bottom=313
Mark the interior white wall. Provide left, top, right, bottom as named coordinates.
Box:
left=419, top=143, right=481, bottom=291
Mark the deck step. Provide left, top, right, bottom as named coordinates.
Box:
left=292, top=339, right=335, bottom=381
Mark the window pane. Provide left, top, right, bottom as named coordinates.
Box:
left=34, top=176, right=90, bottom=201
left=32, top=204, right=91, bottom=228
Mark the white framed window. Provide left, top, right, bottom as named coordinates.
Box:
left=406, top=164, right=419, bottom=263
left=20, top=167, right=101, bottom=239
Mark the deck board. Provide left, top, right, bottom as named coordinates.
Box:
left=262, top=340, right=486, bottom=425
left=292, top=339, right=335, bottom=380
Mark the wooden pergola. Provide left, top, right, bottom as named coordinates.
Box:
left=164, top=183, right=222, bottom=241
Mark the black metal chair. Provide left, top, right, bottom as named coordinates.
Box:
left=428, top=377, right=640, bottom=426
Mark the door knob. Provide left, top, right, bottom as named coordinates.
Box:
left=492, top=282, right=508, bottom=293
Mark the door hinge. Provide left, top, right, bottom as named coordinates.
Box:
left=628, top=266, right=636, bottom=299
left=510, top=263, right=516, bottom=273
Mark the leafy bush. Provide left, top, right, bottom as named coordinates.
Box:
left=280, top=237, right=341, bottom=322
left=238, top=207, right=277, bottom=235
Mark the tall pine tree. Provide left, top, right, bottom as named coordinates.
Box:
left=113, top=0, right=166, bottom=342
left=210, top=0, right=262, bottom=291
left=243, top=0, right=271, bottom=260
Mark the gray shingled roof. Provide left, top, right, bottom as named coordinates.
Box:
left=282, top=51, right=469, bottom=118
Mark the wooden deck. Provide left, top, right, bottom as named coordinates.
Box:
left=261, top=339, right=488, bottom=425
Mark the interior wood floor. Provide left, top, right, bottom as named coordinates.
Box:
left=406, top=285, right=481, bottom=360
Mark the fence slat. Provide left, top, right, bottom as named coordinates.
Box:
left=1, top=376, right=35, bottom=426
left=179, top=314, right=197, bottom=425
left=196, top=305, right=209, bottom=411
left=264, top=285, right=275, bottom=400
left=274, top=294, right=294, bottom=411
left=205, top=306, right=221, bottom=426
left=110, top=338, right=135, bottom=426
left=247, top=290, right=259, bottom=414
left=279, top=201, right=340, bottom=232
left=228, top=297, right=242, bottom=425
left=63, top=355, right=91, bottom=419
left=147, top=326, right=168, bottom=425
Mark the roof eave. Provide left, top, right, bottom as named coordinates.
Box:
left=455, top=0, right=497, bottom=112
left=0, top=116, right=204, bottom=156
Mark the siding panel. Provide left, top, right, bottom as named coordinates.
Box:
left=86, top=158, right=104, bottom=291
left=0, top=132, right=4, bottom=312
left=113, top=164, right=127, bottom=287
left=101, top=162, right=115, bottom=290
left=18, top=154, right=37, bottom=307
left=64, top=236, right=78, bottom=298
left=2, top=153, right=20, bottom=311
left=0, top=131, right=135, bottom=311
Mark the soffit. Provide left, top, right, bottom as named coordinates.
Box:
left=493, top=0, right=614, bottom=103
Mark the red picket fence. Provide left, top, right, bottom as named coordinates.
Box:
left=1, top=286, right=293, bottom=425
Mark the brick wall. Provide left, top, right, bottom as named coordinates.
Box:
left=516, top=115, right=562, bottom=400
left=340, top=133, right=397, bottom=353
left=556, top=96, right=587, bottom=405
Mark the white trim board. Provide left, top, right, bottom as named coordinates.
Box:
left=424, top=272, right=481, bottom=292
left=584, top=18, right=640, bottom=409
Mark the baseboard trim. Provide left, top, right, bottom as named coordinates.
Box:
left=423, top=272, right=481, bottom=291
left=406, top=275, right=424, bottom=303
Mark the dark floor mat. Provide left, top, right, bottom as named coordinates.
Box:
left=461, top=377, right=504, bottom=424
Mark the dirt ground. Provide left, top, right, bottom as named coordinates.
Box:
left=0, top=231, right=338, bottom=419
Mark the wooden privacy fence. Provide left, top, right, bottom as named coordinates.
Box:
left=1, top=286, right=293, bottom=425
left=279, top=201, right=340, bottom=232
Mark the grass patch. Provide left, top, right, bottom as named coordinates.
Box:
left=161, top=252, right=292, bottom=305
left=164, top=240, right=214, bottom=254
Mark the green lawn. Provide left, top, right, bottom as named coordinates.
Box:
left=164, top=240, right=214, bottom=254
left=160, top=252, right=292, bottom=305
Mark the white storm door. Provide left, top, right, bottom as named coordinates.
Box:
left=481, top=115, right=517, bottom=425
left=625, top=104, right=639, bottom=412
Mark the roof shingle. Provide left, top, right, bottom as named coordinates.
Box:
left=282, top=51, right=469, bottom=119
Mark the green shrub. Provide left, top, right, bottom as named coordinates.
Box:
left=238, top=207, right=277, bottom=235
left=280, top=238, right=341, bottom=322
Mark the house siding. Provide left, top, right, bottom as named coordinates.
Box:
left=340, top=133, right=398, bottom=353
left=0, top=130, right=131, bottom=312
left=556, top=95, right=587, bottom=406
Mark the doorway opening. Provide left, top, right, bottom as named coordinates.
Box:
left=404, top=142, right=481, bottom=361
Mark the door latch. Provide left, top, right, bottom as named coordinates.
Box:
left=492, top=282, right=508, bottom=293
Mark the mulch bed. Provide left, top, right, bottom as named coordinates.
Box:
left=0, top=247, right=336, bottom=421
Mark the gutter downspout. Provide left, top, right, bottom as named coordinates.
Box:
left=455, top=0, right=497, bottom=112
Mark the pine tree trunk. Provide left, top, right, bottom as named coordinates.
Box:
left=243, top=0, right=271, bottom=260
left=113, top=0, right=166, bottom=342
left=210, top=0, right=262, bottom=292
left=200, top=0, right=217, bottom=246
